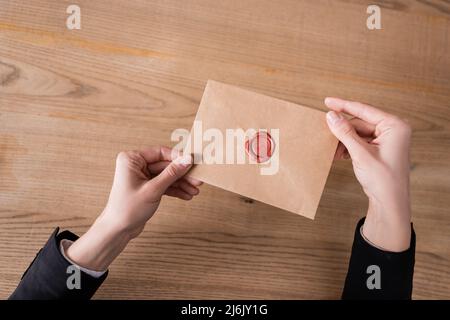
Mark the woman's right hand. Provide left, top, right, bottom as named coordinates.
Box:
left=325, top=97, right=412, bottom=252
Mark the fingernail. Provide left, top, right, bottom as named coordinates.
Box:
left=174, top=155, right=192, bottom=167
left=327, top=111, right=343, bottom=125
left=171, top=148, right=182, bottom=159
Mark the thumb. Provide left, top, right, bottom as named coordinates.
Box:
left=326, top=111, right=367, bottom=159
left=148, top=154, right=193, bottom=195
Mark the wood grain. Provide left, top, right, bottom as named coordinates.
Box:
left=1, top=0, right=449, bottom=299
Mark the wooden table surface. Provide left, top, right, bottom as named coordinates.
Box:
left=1, top=0, right=449, bottom=299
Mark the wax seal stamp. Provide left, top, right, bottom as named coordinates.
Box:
left=245, top=131, right=275, bottom=163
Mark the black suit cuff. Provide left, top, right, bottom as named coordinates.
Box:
left=9, top=228, right=108, bottom=300
left=342, top=217, right=415, bottom=300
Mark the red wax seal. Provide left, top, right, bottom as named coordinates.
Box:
left=245, top=131, right=274, bottom=163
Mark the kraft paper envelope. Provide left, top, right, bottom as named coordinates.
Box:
left=184, top=80, right=337, bottom=219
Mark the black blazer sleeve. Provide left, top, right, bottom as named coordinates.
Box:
left=342, top=217, right=415, bottom=300
left=9, top=228, right=108, bottom=300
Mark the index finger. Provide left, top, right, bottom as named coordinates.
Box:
left=324, top=97, right=389, bottom=125
left=139, top=146, right=181, bottom=163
